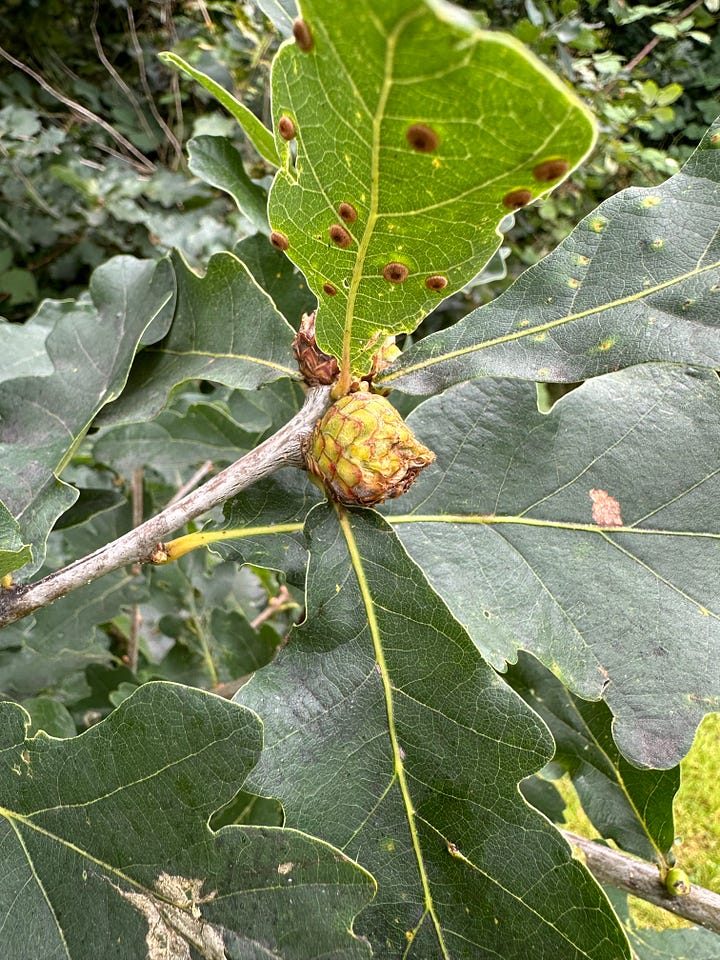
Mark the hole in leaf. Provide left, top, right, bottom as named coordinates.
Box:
left=406, top=123, right=439, bottom=153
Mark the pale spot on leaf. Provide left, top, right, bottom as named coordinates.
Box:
left=112, top=873, right=224, bottom=960
left=589, top=489, right=623, bottom=527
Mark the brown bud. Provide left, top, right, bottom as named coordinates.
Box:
left=292, top=311, right=340, bottom=386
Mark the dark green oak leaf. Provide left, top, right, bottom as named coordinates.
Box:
left=508, top=652, right=679, bottom=865
left=0, top=682, right=374, bottom=959
left=383, top=364, right=720, bottom=768
left=236, top=506, right=630, bottom=959
left=0, top=257, right=175, bottom=577
left=380, top=116, right=720, bottom=393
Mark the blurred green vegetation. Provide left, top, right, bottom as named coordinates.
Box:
left=1, top=0, right=718, bottom=323
left=558, top=713, right=720, bottom=931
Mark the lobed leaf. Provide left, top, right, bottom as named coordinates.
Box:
left=0, top=682, right=374, bottom=959
left=99, top=251, right=299, bottom=426
left=507, top=653, right=679, bottom=865
left=269, top=0, right=596, bottom=374
left=0, top=502, right=31, bottom=580
left=0, top=257, right=175, bottom=577
left=383, top=364, right=720, bottom=767
left=236, top=505, right=630, bottom=959
left=380, top=117, right=720, bottom=393
left=188, top=135, right=269, bottom=235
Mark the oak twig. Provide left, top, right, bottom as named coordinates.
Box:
left=0, top=386, right=330, bottom=628
left=563, top=831, right=720, bottom=935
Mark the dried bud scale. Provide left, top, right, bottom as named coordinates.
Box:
left=292, top=312, right=340, bottom=386
left=306, top=392, right=435, bottom=506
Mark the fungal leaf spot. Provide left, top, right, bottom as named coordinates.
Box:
left=589, top=489, right=623, bottom=527
left=532, top=158, right=570, bottom=182
left=383, top=262, right=409, bottom=283
left=329, top=224, right=352, bottom=248
left=589, top=216, right=607, bottom=233
left=406, top=123, right=439, bottom=153
left=502, top=189, right=533, bottom=210
left=323, top=282, right=338, bottom=296
left=640, top=195, right=662, bottom=208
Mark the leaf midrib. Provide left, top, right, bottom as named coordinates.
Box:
left=337, top=506, right=450, bottom=958
left=341, top=8, right=423, bottom=378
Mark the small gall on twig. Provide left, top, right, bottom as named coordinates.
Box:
left=589, top=489, right=624, bottom=527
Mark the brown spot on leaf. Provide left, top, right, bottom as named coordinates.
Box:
left=502, top=189, right=533, bottom=210
left=292, top=18, right=314, bottom=52
left=383, top=262, right=409, bottom=283
left=425, top=274, right=448, bottom=291
left=590, top=489, right=624, bottom=527
left=329, top=224, right=352, bottom=248
left=406, top=123, right=439, bottom=153
left=322, top=282, right=337, bottom=296
left=278, top=116, right=296, bottom=140
left=338, top=202, right=358, bottom=223
left=270, top=231, right=289, bottom=251
left=533, top=158, right=570, bottom=182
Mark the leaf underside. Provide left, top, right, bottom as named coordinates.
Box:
left=270, top=0, right=596, bottom=374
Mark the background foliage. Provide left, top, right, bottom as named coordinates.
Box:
left=1, top=0, right=720, bottom=956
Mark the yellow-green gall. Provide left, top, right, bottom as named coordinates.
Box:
left=665, top=867, right=690, bottom=897
left=306, top=393, right=435, bottom=506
